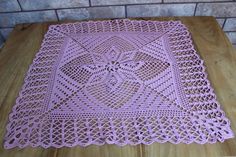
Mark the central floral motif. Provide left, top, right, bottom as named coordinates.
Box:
left=83, top=46, right=144, bottom=91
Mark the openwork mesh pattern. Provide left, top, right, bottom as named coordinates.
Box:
left=4, top=19, right=234, bottom=149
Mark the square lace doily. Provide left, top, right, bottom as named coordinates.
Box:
left=4, top=19, right=234, bottom=149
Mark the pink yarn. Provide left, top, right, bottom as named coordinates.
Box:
left=4, top=19, right=234, bottom=149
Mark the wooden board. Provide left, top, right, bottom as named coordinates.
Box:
left=0, top=16, right=236, bottom=157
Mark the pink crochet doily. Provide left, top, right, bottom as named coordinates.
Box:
left=4, top=19, right=234, bottom=149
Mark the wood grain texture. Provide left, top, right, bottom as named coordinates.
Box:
left=0, top=16, right=236, bottom=157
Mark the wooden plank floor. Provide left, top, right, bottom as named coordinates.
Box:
left=0, top=16, right=236, bottom=157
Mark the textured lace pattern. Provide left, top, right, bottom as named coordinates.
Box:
left=4, top=19, right=234, bottom=149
